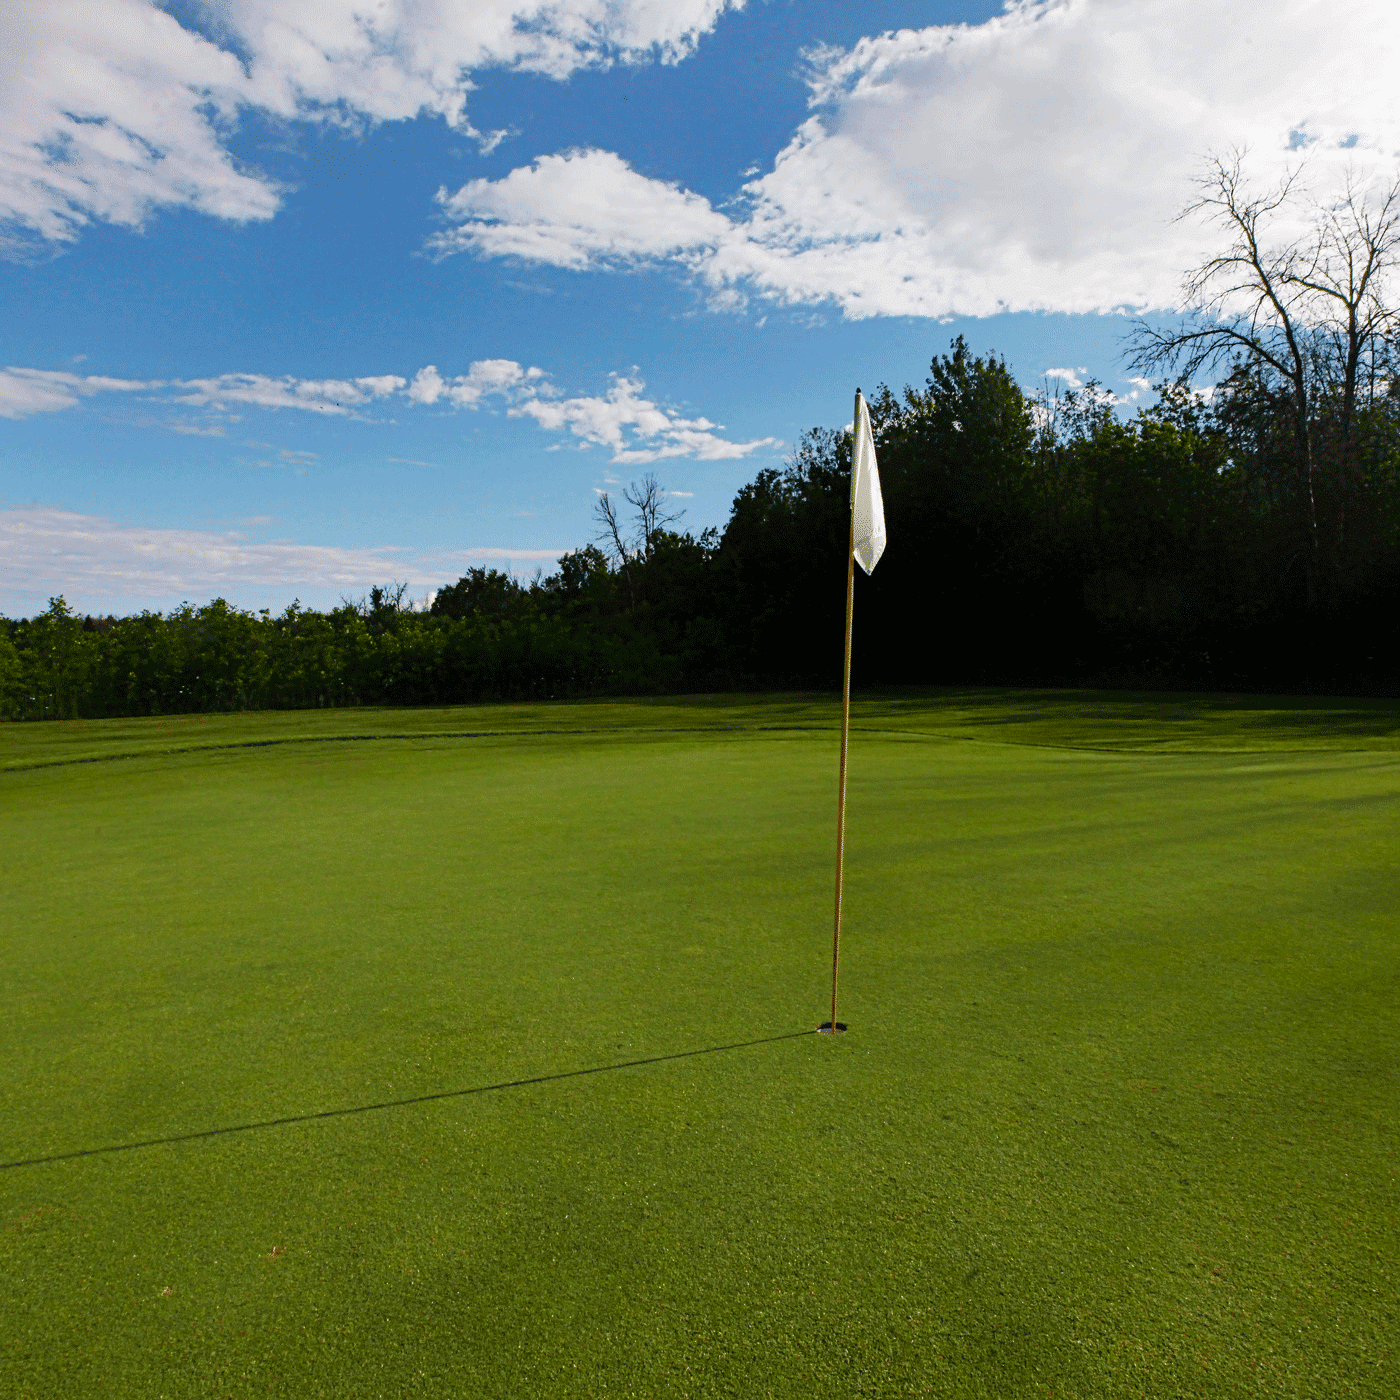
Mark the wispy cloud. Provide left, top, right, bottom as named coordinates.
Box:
left=236, top=444, right=321, bottom=473
left=171, top=373, right=407, bottom=415
left=0, top=365, right=405, bottom=419
left=425, top=547, right=566, bottom=563
left=1, top=506, right=410, bottom=594
left=1, top=358, right=776, bottom=464
left=0, top=506, right=568, bottom=600
left=0, top=367, right=149, bottom=418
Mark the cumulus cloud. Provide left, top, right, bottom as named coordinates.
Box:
left=1, top=0, right=740, bottom=252
left=0, top=506, right=567, bottom=600
left=431, top=149, right=733, bottom=264
left=509, top=374, right=776, bottom=463
left=0, top=0, right=277, bottom=252
left=435, top=0, right=1400, bottom=318
left=406, top=360, right=546, bottom=407
left=228, top=0, right=738, bottom=120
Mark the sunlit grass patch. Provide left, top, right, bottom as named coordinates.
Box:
left=2, top=691, right=1397, bottom=1397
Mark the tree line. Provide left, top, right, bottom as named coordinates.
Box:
left=4, top=162, right=1398, bottom=719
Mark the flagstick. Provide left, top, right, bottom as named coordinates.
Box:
left=824, top=391, right=860, bottom=1036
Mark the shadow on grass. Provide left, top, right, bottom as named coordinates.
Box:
left=2, top=725, right=828, bottom=774
left=9, top=688, right=1400, bottom=773
left=0, top=1030, right=816, bottom=1172
left=847, top=686, right=1400, bottom=747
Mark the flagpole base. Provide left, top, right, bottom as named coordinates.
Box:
left=816, top=1021, right=848, bottom=1035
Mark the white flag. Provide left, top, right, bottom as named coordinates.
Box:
left=851, top=390, right=886, bottom=575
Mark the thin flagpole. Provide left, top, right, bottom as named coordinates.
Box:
left=828, top=389, right=860, bottom=1034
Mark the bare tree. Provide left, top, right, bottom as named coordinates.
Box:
left=1130, top=153, right=1400, bottom=604
left=592, top=488, right=636, bottom=609
left=624, top=471, right=683, bottom=549
left=592, top=472, right=684, bottom=610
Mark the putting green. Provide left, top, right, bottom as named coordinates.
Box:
left=2, top=691, right=1397, bottom=1398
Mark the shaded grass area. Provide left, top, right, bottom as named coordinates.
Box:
left=2, top=696, right=1398, bottom=1397
left=4, top=685, right=1400, bottom=771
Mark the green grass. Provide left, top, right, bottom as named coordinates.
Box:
left=2, top=689, right=1397, bottom=1397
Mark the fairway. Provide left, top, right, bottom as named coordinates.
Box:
left=2, top=690, right=1397, bottom=1398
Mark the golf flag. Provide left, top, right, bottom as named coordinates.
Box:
left=851, top=390, right=886, bottom=575
left=822, top=388, right=887, bottom=1036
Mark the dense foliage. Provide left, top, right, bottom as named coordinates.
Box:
left=5, top=336, right=1400, bottom=720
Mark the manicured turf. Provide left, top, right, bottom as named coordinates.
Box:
left=2, top=690, right=1397, bottom=1397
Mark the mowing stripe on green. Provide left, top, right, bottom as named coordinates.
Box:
left=2, top=690, right=1397, bottom=1398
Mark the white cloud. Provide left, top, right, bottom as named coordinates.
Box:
left=405, top=365, right=447, bottom=405
left=228, top=0, right=738, bottom=118
left=0, top=365, right=407, bottom=419
left=431, top=148, right=733, bottom=264
left=2, top=357, right=771, bottom=462
left=0, top=505, right=412, bottom=594
left=0, top=367, right=148, bottom=418
left=172, top=372, right=407, bottom=414
left=406, top=359, right=546, bottom=407
left=1043, top=369, right=1159, bottom=405
left=0, top=0, right=277, bottom=252
left=509, top=374, right=776, bottom=463
left=0, top=505, right=568, bottom=600
left=435, top=0, right=1400, bottom=318
left=354, top=375, right=409, bottom=398
left=1, top=0, right=740, bottom=252
left=1046, top=372, right=1164, bottom=406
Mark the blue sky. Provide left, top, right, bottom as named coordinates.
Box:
left=2, top=0, right=1395, bottom=616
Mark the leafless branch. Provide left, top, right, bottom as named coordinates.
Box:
left=592, top=489, right=636, bottom=609
left=1129, top=152, right=1400, bottom=605
left=623, top=471, right=684, bottom=548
